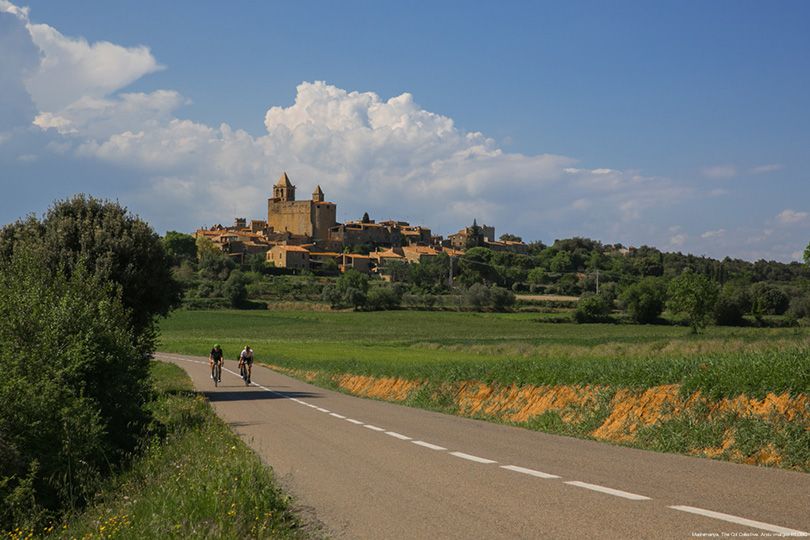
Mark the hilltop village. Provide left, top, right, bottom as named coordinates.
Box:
left=195, top=172, right=528, bottom=276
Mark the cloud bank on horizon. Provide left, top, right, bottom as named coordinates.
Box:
left=0, top=1, right=806, bottom=262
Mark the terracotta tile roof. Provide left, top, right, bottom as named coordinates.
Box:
left=272, top=245, right=310, bottom=253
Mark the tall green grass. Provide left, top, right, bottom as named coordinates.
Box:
left=159, top=310, right=810, bottom=398
left=43, top=362, right=304, bottom=540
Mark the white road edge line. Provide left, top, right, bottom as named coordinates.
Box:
left=330, top=413, right=346, bottom=419
left=500, top=465, right=560, bottom=479
left=450, top=452, right=497, bottom=464
left=668, top=505, right=809, bottom=536
left=385, top=431, right=411, bottom=440
left=364, top=425, right=386, bottom=431
left=316, top=407, right=330, bottom=413
left=412, top=441, right=446, bottom=451
left=564, top=481, right=650, bottom=501
left=345, top=418, right=364, bottom=425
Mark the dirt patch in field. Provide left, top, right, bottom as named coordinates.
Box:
left=335, top=374, right=424, bottom=401
left=591, top=384, right=685, bottom=442
left=454, top=382, right=600, bottom=423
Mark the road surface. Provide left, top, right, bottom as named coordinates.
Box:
left=157, top=352, right=809, bottom=539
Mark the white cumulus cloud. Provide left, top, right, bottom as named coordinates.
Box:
left=776, top=209, right=808, bottom=225
left=701, top=229, right=725, bottom=239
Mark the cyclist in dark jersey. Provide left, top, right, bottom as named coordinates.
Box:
left=209, top=344, right=224, bottom=382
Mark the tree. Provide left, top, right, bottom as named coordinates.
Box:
left=713, top=283, right=750, bottom=326
left=0, top=196, right=180, bottom=339
left=667, top=269, right=719, bottom=333
left=620, top=277, right=666, bottom=323
left=0, top=246, right=149, bottom=529
left=499, top=233, right=522, bottom=242
left=162, top=230, right=197, bottom=264
left=322, top=269, right=369, bottom=310
left=224, top=269, right=249, bottom=307
left=574, top=293, right=611, bottom=323
left=459, top=247, right=499, bottom=286
left=750, top=282, right=790, bottom=316
left=549, top=251, right=574, bottom=273
left=245, top=252, right=268, bottom=274
left=195, top=235, right=220, bottom=261
left=805, top=241, right=810, bottom=265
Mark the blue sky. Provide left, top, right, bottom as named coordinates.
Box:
left=1, top=1, right=809, bottom=261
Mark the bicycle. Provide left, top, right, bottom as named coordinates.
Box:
left=239, top=362, right=249, bottom=386
left=212, top=362, right=222, bottom=387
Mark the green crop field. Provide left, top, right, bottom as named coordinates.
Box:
left=159, top=310, right=810, bottom=398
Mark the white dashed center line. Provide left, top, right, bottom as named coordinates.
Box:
left=330, top=413, right=346, bottom=419
left=385, top=431, right=411, bottom=440
left=345, top=418, right=364, bottom=425
left=668, top=506, right=808, bottom=536
left=501, top=465, right=560, bottom=479
left=363, top=424, right=386, bottom=431
left=411, top=440, right=447, bottom=451
left=316, top=407, right=330, bottom=413
left=564, top=481, right=650, bottom=501
left=450, top=452, right=497, bottom=464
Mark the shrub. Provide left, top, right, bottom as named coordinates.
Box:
left=750, top=282, right=790, bottom=316
left=223, top=270, right=249, bottom=307
left=788, top=295, right=810, bottom=320
left=322, top=270, right=369, bottom=310
left=620, top=277, right=666, bottom=323
left=0, top=249, right=147, bottom=530
left=714, top=284, right=750, bottom=326
left=365, top=286, right=402, bottom=311
left=574, top=293, right=611, bottom=323
left=490, top=286, right=516, bottom=311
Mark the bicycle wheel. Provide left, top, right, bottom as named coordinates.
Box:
left=214, top=364, right=220, bottom=387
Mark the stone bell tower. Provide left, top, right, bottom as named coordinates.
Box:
left=273, top=171, right=295, bottom=201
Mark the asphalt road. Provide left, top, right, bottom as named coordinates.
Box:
left=157, top=352, right=810, bottom=539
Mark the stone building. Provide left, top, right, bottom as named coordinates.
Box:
left=266, top=244, right=310, bottom=270
left=267, top=172, right=337, bottom=242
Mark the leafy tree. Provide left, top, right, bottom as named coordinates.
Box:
left=667, top=269, right=719, bottom=333
left=805, top=241, right=810, bottom=265
left=245, top=252, right=268, bottom=274
left=499, top=233, right=522, bottom=242
left=459, top=247, right=499, bottom=285
left=549, top=251, right=574, bottom=273
left=195, top=236, right=220, bottom=261
left=750, top=282, right=790, bottom=316
left=620, top=277, right=666, bottom=323
left=0, top=246, right=148, bottom=529
left=527, top=267, right=547, bottom=285
left=713, top=283, right=750, bottom=326
left=322, top=269, right=369, bottom=310
left=365, top=286, right=402, bottom=311
left=162, top=230, right=197, bottom=264
left=574, top=293, right=612, bottom=323
left=0, top=196, right=180, bottom=339
left=223, top=269, right=249, bottom=307
left=198, top=249, right=236, bottom=280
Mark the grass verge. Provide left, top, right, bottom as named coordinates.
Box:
left=27, top=361, right=304, bottom=540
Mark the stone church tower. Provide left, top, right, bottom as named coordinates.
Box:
left=267, top=172, right=336, bottom=242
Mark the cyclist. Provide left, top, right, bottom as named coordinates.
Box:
left=238, top=345, right=254, bottom=384
left=209, top=344, right=224, bottom=382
